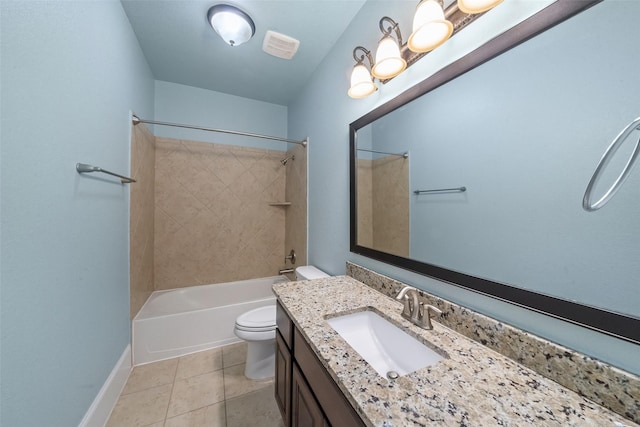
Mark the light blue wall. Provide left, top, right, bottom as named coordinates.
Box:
left=154, top=80, right=288, bottom=151
left=1, top=1, right=154, bottom=426
left=289, top=0, right=640, bottom=375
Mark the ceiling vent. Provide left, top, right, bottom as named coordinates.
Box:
left=262, top=31, right=300, bottom=60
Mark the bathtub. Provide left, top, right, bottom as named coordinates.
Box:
left=132, top=275, right=290, bottom=366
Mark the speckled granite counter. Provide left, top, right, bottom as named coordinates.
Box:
left=273, top=276, right=638, bottom=426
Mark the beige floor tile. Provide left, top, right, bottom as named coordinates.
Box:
left=106, top=384, right=172, bottom=427
left=167, top=370, right=225, bottom=418
left=226, top=386, right=284, bottom=427
left=222, top=342, right=247, bottom=367
left=176, top=348, right=223, bottom=380
left=223, top=363, right=273, bottom=400
left=122, top=358, right=178, bottom=395
left=164, top=402, right=226, bottom=427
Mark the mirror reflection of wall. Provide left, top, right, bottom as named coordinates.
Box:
left=352, top=0, right=640, bottom=320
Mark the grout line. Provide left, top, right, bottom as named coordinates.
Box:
left=161, top=358, right=180, bottom=425
left=221, top=352, right=229, bottom=427
left=134, top=344, right=254, bottom=426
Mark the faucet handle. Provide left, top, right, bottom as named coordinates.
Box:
left=396, top=286, right=415, bottom=319
left=419, top=304, right=442, bottom=330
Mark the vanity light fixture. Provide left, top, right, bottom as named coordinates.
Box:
left=408, top=0, right=453, bottom=53
left=207, top=4, right=255, bottom=47
left=457, top=0, right=503, bottom=15
left=371, top=17, right=407, bottom=80
left=348, top=46, right=378, bottom=99
left=348, top=0, right=502, bottom=98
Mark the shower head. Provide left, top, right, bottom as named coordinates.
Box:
left=280, top=154, right=295, bottom=165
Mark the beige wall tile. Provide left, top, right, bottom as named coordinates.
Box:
left=356, top=156, right=409, bottom=256
left=357, top=159, right=373, bottom=248
left=132, top=134, right=307, bottom=295
left=372, top=156, right=409, bottom=257
left=284, top=144, right=307, bottom=267
left=153, top=138, right=289, bottom=289
left=130, top=123, right=156, bottom=319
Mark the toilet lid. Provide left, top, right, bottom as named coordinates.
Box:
left=236, top=305, right=276, bottom=330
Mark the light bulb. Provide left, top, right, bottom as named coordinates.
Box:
left=457, top=0, right=503, bottom=15
left=408, top=0, right=453, bottom=53
left=208, top=5, right=255, bottom=47
left=372, top=36, right=406, bottom=80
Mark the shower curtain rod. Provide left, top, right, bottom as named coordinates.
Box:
left=132, top=115, right=307, bottom=147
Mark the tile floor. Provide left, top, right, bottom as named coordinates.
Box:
left=106, top=342, right=284, bottom=427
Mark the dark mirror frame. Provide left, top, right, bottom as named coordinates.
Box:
left=349, top=0, right=640, bottom=345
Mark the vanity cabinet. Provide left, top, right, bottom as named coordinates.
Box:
left=275, top=332, right=292, bottom=425
left=275, top=301, right=365, bottom=427
left=291, top=364, right=329, bottom=427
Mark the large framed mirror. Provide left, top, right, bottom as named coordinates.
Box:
left=350, top=0, right=640, bottom=344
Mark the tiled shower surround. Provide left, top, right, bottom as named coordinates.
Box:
left=130, top=122, right=156, bottom=318
left=284, top=143, right=307, bottom=276
left=129, top=125, right=306, bottom=314
left=154, top=137, right=288, bottom=289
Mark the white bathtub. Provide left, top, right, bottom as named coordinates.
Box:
left=133, top=275, right=289, bottom=366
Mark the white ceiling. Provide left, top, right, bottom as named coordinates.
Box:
left=121, top=0, right=367, bottom=106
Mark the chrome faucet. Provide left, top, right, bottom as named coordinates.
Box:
left=396, top=286, right=442, bottom=330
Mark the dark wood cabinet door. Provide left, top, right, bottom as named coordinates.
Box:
left=275, top=330, right=292, bottom=426
left=291, top=364, right=329, bottom=427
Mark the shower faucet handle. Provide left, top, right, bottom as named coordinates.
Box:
left=284, top=249, right=296, bottom=264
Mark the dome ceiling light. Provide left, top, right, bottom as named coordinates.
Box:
left=207, top=4, right=255, bottom=47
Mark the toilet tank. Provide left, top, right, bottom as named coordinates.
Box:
left=295, top=266, right=329, bottom=280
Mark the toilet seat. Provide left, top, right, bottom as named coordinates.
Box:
left=234, top=323, right=276, bottom=332
left=235, top=305, right=276, bottom=332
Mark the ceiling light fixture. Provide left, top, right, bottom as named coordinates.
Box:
left=348, top=46, right=377, bottom=99
left=348, top=0, right=502, bottom=98
left=371, top=17, right=407, bottom=80
left=207, top=4, right=255, bottom=47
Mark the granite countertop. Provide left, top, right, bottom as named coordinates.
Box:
left=273, top=276, right=637, bottom=427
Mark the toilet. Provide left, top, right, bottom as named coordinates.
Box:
left=233, top=266, right=329, bottom=379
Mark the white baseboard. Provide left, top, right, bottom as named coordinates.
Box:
left=78, top=344, right=131, bottom=427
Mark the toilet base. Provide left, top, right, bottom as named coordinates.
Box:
left=244, top=338, right=275, bottom=380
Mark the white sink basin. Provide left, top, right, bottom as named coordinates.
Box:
left=326, top=310, right=444, bottom=378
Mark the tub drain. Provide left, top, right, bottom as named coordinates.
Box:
left=386, top=371, right=399, bottom=380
